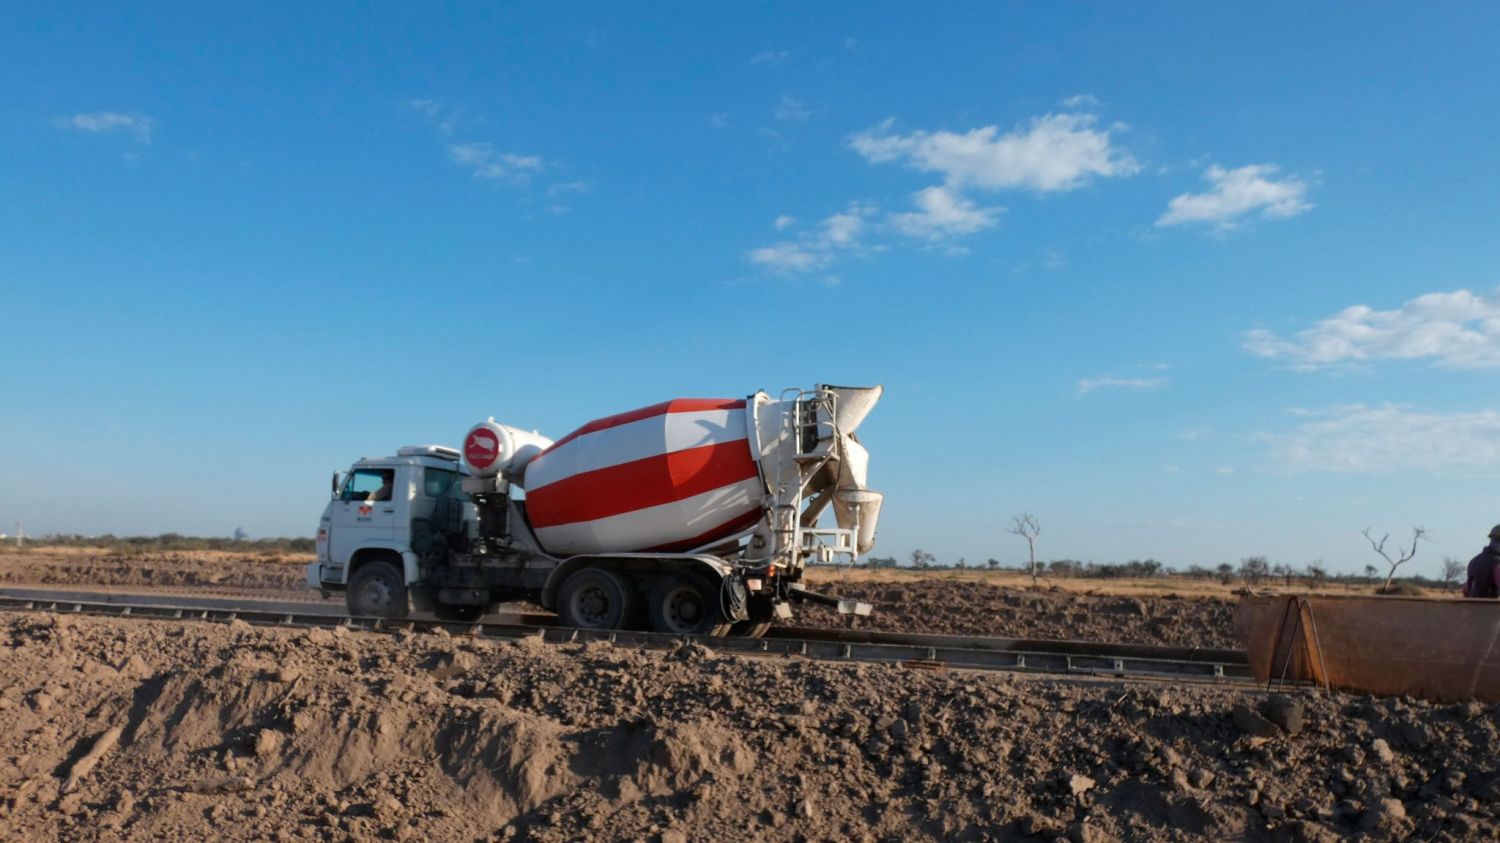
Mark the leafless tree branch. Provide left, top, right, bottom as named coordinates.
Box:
left=1362, top=526, right=1428, bottom=592
left=1009, top=513, right=1041, bottom=586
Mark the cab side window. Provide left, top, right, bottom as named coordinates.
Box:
left=343, top=469, right=394, bottom=502
left=422, top=468, right=469, bottom=501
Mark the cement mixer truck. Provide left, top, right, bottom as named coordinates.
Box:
left=307, top=384, right=883, bottom=637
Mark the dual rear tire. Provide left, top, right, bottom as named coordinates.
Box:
left=728, top=597, right=775, bottom=638
left=556, top=569, right=733, bottom=637
left=646, top=574, right=732, bottom=637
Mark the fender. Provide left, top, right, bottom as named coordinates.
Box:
left=347, top=543, right=422, bottom=585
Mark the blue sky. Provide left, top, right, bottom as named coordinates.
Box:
left=4, top=3, right=1500, bottom=575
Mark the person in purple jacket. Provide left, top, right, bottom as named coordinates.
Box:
left=1462, top=525, right=1500, bottom=598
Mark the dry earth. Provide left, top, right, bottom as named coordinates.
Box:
left=0, top=551, right=310, bottom=602
left=800, top=577, right=1237, bottom=649
left=1, top=610, right=1496, bottom=842
left=1, top=552, right=1236, bottom=648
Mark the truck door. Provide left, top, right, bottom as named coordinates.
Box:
left=329, top=467, right=401, bottom=565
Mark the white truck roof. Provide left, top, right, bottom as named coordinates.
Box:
left=352, top=446, right=469, bottom=474
left=396, top=445, right=461, bottom=460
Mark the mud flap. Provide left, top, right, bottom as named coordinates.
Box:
left=722, top=576, right=749, bottom=622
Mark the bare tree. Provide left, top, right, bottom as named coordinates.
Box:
left=1240, top=556, right=1270, bottom=586
left=1362, top=527, right=1428, bottom=592
left=1215, top=562, right=1235, bottom=585
left=1305, top=562, right=1328, bottom=589
left=1363, top=564, right=1377, bottom=586
left=1009, top=513, right=1041, bottom=585
left=1442, top=557, right=1465, bottom=592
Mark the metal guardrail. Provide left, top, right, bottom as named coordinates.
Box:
left=0, top=592, right=1253, bottom=684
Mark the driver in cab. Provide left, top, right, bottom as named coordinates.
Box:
left=369, top=470, right=395, bottom=502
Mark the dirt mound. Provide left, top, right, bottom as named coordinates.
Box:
left=2, top=552, right=1239, bottom=648
left=0, top=552, right=310, bottom=598
left=2, top=610, right=1496, bottom=841
left=804, top=578, right=1238, bottom=648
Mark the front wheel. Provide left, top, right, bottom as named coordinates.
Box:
left=557, top=568, right=634, bottom=630
left=346, top=561, right=409, bottom=619
left=648, top=574, right=731, bottom=637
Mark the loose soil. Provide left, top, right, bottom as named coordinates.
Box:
left=1, top=610, right=1495, bottom=841
left=0, top=552, right=310, bottom=601
left=2, top=552, right=1236, bottom=648
left=801, top=577, right=1238, bottom=649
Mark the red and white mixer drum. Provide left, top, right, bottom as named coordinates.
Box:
left=522, top=398, right=765, bottom=555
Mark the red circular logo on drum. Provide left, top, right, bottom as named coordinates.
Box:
left=464, top=428, right=502, bottom=468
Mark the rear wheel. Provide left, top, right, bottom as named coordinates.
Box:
left=729, top=597, right=776, bottom=638
left=648, top=574, right=731, bottom=637
left=346, top=561, right=408, bottom=619
left=557, top=568, right=634, bottom=630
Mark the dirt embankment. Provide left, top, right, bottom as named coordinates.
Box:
left=2, top=611, right=1496, bottom=842
left=0, top=553, right=1238, bottom=647
left=803, top=577, right=1238, bottom=649
left=0, top=552, right=311, bottom=600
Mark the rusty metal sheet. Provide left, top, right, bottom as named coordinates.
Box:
left=1236, top=593, right=1500, bottom=702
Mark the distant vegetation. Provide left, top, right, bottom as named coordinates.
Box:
left=24, top=533, right=314, bottom=555
left=864, top=549, right=1456, bottom=592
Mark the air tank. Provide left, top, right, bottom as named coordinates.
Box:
left=521, top=398, right=763, bottom=556
left=462, top=420, right=554, bottom=484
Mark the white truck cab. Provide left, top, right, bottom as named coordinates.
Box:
left=309, top=446, right=476, bottom=614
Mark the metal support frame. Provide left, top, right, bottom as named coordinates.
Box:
left=1267, top=595, right=1332, bottom=694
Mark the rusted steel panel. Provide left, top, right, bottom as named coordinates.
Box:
left=1236, top=593, right=1500, bottom=702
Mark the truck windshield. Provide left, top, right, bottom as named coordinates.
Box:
left=342, top=469, right=393, bottom=502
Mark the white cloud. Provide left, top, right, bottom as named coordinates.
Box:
left=1061, top=94, right=1100, bottom=109
left=58, top=112, right=153, bottom=143
left=547, top=180, right=588, bottom=196
left=775, top=95, right=813, bottom=121
left=844, top=37, right=859, bottom=50
left=1075, top=376, right=1168, bottom=395
left=447, top=143, right=543, bottom=183
left=850, top=113, right=1138, bottom=192
left=752, top=50, right=789, bottom=65
left=1215, top=466, right=1236, bottom=476
left=406, top=102, right=556, bottom=195
left=1157, top=163, right=1312, bottom=229
left=890, top=186, right=1000, bottom=240
left=774, top=215, right=796, bottom=230
left=749, top=203, right=876, bottom=274
left=1176, top=426, right=1213, bottom=442
left=754, top=108, right=1135, bottom=271
left=402, top=98, right=466, bottom=135
left=821, top=206, right=866, bottom=246
left=1246, top=288, right=1500, bottom=370
left=748, top=243, right=825, bottom=273
left=1262, top=404, right=1500, bottom=472
left=709, top=112, right=730, bottom=129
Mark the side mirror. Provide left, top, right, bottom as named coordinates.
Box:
left=331, top=471, right=343, bottom=499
